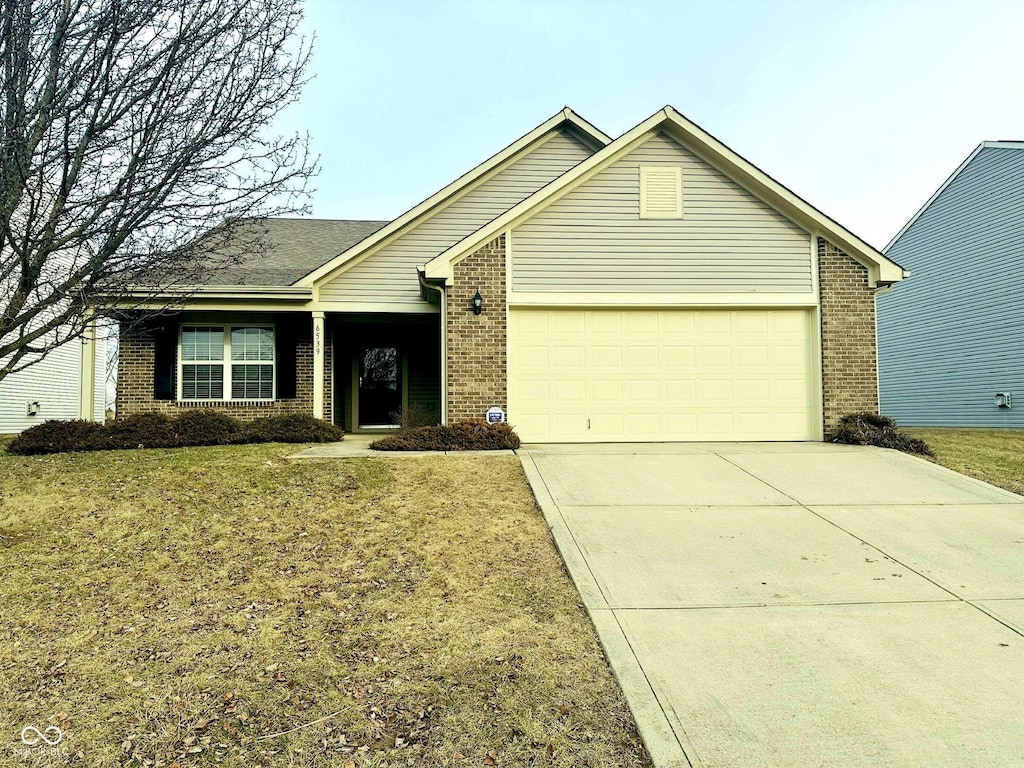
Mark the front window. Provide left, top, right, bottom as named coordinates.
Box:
left=179, top=325, right=274, bottom=401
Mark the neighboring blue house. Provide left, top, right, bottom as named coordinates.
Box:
left=877, top=141, right=1024, bottom=426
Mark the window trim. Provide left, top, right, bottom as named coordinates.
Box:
left=177, top=323, right=276, bottom=402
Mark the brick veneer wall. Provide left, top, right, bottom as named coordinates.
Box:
left=446, top=235, right=507, bottom=422
left=117, top=318, right=332, bottom=422
left=818, top=238, right=879, bottom=436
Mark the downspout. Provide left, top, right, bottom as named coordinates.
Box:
left=418, top=269, right=447, bottom=425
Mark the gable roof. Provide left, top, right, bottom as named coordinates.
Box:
left=192, top=218, right=389, bottom=286
left=424, top=106, right=906, bottom=288
left=297, top=108, right=612, bottom=287
left=884, top=140, right=1024, bottom=253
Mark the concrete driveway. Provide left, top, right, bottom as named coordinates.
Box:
left=518, top=442, right=1024, bottom=768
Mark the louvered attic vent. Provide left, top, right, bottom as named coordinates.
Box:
left=639, top=165, right=682, bottom=219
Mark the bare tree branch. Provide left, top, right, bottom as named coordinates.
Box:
left=0, top=0, right=317, bottom=380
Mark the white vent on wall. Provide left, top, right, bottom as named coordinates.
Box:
left=639, top=165, right=682, bottom=218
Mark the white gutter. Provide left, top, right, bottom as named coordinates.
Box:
left=119, top=284, right=313, bottom=302
left=418, top=269, right=447, bottom=425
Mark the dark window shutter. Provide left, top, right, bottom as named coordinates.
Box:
left=276, top=317, right=299, bottom=400
left=153, top=323, right=176, bottom=400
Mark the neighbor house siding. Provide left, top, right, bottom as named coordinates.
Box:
left=321, top=128, right=595, bottom=304
left=819, top=239, right=879, bottom=435
left=878, top=146, right=1024, bottom=427
left=0, top=339, right=91, bottom=433
left=117, top=315, right=331, bottom=422
left=510, top=132, right=813, bottom=293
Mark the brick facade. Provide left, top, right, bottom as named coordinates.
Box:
left=446, top=235, right=507, bottom=422
left=818, top=238, right=879, bottom=436
left=117, top=317, right=332, bottom=422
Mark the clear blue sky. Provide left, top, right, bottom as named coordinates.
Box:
left=278, top=0, right=1024, bottom=250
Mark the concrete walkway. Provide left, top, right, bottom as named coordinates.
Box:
left=288, top=434, right=515, bottom=458
left=519, top=442, right=1024, bottom=768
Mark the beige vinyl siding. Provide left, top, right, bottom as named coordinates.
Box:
left=321, top=128, right=595, bottom=304
left=511, top=132, right=813, bottom=293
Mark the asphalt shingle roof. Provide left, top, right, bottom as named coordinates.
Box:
left=196, top=218, right=389, bottom=286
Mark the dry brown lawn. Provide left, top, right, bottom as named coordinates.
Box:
left=0, top=445, right=650, bottom=767
left=907, top=428, right=1024, bottom=497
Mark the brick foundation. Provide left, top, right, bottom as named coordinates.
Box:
left=818, top=238, right=879, bottom=436
left=446, top=235, right=507, bottom=422
left=117, top=316, right=332, bottom=422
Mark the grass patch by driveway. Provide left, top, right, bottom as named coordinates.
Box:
left=0, top=444, right=650, bottom=767
left=907, top=428, right=1024, bottom=496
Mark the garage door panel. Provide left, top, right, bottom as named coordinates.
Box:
left=735, top=379, right=770, bottom=401
left=592, top=413, right=625, bottom=434
left=628, top=413, right=661, bottom=435
left=734, top=311, right=769, bottom=332
left=552, top=313, right=585, bottom=333
left=771, top=378, right=807, bottom=400
left=736, top=346, right=769, bottom=366
left=589, top=313, right=622, bottom=334
left=771, top=311, right=806, bottom=332
left=626, top=312, right=659, bottom=333
left=518, top=345, right=550, bottom=367
left=737, top=412, right=772, bottom=434
left=772, top=345, right=806, bottom=366
left=591, top=380, right=624, bottom=401
left=589, top=346, right=622, bottom=367
left=508, top=308, right=816, bottom=442
left=664, top=379, right=697, bottom=401
left=628, top=346, right=659, bottom=367
left=699, top=346, right=732, bottom=366
left=666, top=413, right=698, bottom=435
left=664, top=346, right=696, bottom=367
left=700, top=379, right=733, bottom=400
left=663, top=312, right=696, bottom=333
left=553, top=413, right=589, bottom=436
left=517, top=380, right=550, bottom=401
left=553, top=346, right=586, bottom=367
left=554, top=380, right=587, bottom=403
left=629, top=380, right=660, bottom=401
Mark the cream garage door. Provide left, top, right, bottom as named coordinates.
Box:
left=507, top=308, right=817, bottom=442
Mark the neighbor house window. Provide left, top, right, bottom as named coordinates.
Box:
left=179, top=325, right=275, bottom=401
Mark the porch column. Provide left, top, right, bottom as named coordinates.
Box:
left=312, top=311, right=325, bottom=420
left=78, top=317, right=97, bottom=421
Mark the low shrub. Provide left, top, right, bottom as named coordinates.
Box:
left=830, top=412, right=933, bottom=455
left=8, top=419, right=105, bottom=455
left=174, top=409, right=243, bottom=446
left=243, top=413, right=346, bottom=444
left=6, top=411, right=343, bottom=455
left=102, top=413, right=179, bottom=450
left=370, top=420, right=521, bottom=451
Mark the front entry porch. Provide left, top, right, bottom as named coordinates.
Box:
left=331, top=313, right=441, bottom=433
